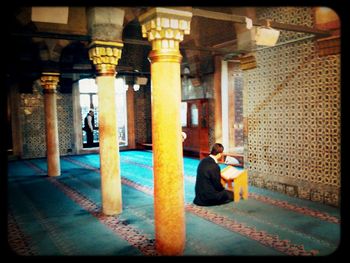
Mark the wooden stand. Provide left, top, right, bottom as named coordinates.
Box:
left=221, top=169, right=248, bottom=202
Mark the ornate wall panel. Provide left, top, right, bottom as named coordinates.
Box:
left=19, top=85, right=74, bottom=159
left=233, top=67, right=244, bottom=149
left=134, top=87, right=152, bottom=144
left=244, top=7, right=340, bottom=206
left=20, top=88, right=46, bottom=159
left=57, top=94, right=74, bottom=155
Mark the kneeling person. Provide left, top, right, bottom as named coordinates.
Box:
left=193, top=143, right=233, bottom=206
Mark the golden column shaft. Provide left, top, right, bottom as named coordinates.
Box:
left=97, top=76, right=122, bottom=215
left=41, top=73, right=61, bottom=176
left=139, top=7, right=192, bottom=255
left=150, top=51, right=185, bottom=255
left=89, top=41, right=123, bottom=215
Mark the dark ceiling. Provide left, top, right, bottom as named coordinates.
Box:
left=5, top=6, right=332, bottom=94
left=6, top=6, right=244, bottom=89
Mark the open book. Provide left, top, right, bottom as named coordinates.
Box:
left=225, top=155, right=240, bottom=165
left=221, top=165, right=243, bottom=180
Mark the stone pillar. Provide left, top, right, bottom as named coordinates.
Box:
left=139, top=7, right=192, bottom=255
left=87, top=7, right=125, bottom=215
left=40, top=72, right=61, bottom=176
left=71, top=74, right=83, bottom=154
left=89, top=40, right=123, bottom=215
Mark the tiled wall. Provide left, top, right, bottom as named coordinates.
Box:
left=134, top=86, right=152, bottom=144
left=19, top=81, right=150, bottom=158
left=19, top=84, right=74, bottom=159
left=234, top=77, right=244, bottom=147
left=243, top=7, right=340, bottom=206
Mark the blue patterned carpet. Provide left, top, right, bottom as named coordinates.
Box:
left=7, top=150, right=341, bottom=256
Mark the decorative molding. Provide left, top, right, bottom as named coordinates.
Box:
left=240, top=55, right=257, bottom=70
left=139, top=7, right=192, bottom=52
left=316, top=36, right=340, bottom=57
left=88, top=40, right=123, bottom=76
left=40, top=72, right=60, bottom=90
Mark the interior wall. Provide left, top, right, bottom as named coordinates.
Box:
left=9, top=84, right=23, bottom=158
left=226, top=62, right=244, bottom=153
left=243, top=7, right=340, bottom=206
left=181, top=73, right=216, bottom=149
left=134, top=85, right=152, bottom=144
left=17, top=83, right=74, bottom=159
left=14, top=79, right=150, bottom=158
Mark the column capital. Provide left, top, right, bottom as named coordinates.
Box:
left=40, top=72, right=60, bottom=90
left=88, top=40, right=123, bottom=76
left=139, top=8, right=192, bottom=54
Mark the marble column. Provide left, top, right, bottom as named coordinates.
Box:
left=87, top=7, right=125, bottom=216
left=41, top=72, right=61, bottom=176
left=139, top=7, right=192, bottom=255
left=89, top=40, right=124, bottom=215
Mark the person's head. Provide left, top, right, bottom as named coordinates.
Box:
left=89, top=110, right=94, bottom=116
left=210, top=143, right=224, bottom=158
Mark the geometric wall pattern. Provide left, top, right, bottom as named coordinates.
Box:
left=134, top=88, right=152, bottom=144
left=243, top=7, right=341, bottom=206
left=20, top=88, right=46, bottom=159
left=233, top=68, right=244, bottom=148
left=20, top=84, right=74, bottom=159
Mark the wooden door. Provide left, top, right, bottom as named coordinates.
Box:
left=182, top=99, right=209, bottom=156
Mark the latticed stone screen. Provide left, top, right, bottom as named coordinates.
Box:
left=243, top=7, right=340, bottom=206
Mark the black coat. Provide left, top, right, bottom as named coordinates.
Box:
left=193, top=156, right=233, bottom=206
left=84, top=114, right=95, bottom=132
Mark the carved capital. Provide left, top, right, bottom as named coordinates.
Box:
left=88, top=40, right=123, bottom=76
left=139, top=8, right=192, bottom=52
left=40, top=72, right=60, bottom=90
